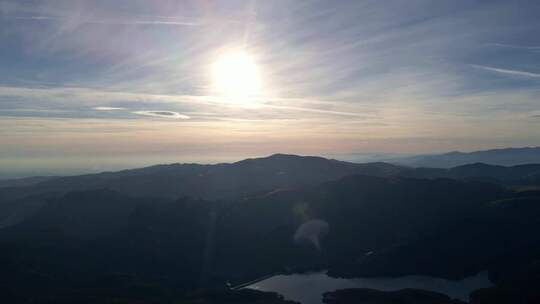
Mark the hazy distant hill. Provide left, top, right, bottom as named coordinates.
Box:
left=0, top=154, right=404, bottom=228
left=0, top=154, right=404, bottom=201
left=3, top=154, right=540, bottom=229
left=0, top=176, right=56, bottom=188
left=391, top=147, right=540, bottom=168
left=406, top=163, right=540, bottom=185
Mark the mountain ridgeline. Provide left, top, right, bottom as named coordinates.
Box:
left=0, top=154, right=403, bottom=201
left=1, top=153, right=539, bottom=202
left=391, top=147, right=540, bottom=168
left=1, top=154, right=540, bottom=303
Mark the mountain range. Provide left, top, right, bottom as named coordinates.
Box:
left=389, top=147, right=540, bottom=168
left=1, top=153, right=540, bottom=303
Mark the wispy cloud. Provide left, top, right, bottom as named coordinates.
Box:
left=133, top=111, right=190, bottom=119
left=471, top=65, right=540, bottom=79
left=93, top=106, right=125, bottom=111
left=7, top=15, right=203, bottom=26
left=487, top=43, right=540, bottom=51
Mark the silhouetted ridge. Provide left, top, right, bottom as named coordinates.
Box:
left=0, top=154, right=404, bottom=202
left=393, top=146, right=540, bottom=168
left=1, top=164, right=540, bottom=302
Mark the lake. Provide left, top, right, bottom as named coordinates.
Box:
left=245, top=271, right=491, bottom=303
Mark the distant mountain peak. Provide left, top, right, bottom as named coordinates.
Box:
left=266, top=153, right=304, bottom=159
left=453, top=162, right=505, bottom=169
left=392, top=146, right=540, bottom=168
left=236, top=153, right=331, bottom=164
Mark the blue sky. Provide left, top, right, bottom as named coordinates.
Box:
left=1, top=0, right=540, bottom=176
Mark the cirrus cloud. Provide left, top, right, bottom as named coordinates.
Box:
left=132, top=110, right=190, bottom=119
left=93, top=106, right=125, bottom=111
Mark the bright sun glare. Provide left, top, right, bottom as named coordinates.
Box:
left=211, top=49, right=262, bottom=102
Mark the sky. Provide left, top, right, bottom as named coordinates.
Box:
left=1, top=0, right=540, bottom=177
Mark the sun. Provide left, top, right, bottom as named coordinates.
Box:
left=211, top=49, right=262, bottom=102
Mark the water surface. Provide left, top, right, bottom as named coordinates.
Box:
left=246, top=271, right=491, bottom=304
